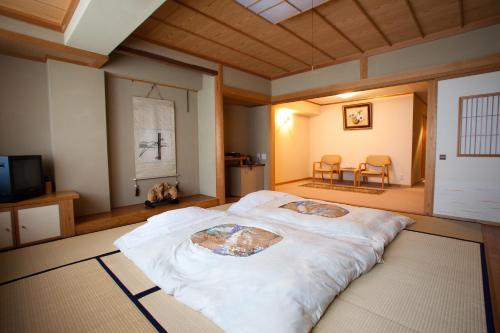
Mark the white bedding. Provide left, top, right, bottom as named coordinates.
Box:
left=115, top=207, right=378, bottom=333
left=228, top=190, right=414, bottom=261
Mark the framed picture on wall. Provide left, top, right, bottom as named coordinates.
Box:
left=343, top=103, right=372, bottom=130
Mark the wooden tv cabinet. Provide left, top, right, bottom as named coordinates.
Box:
left=0, top=191, right=79, bottom=250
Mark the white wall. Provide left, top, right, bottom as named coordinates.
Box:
left=106, top=76, right=200, bottom=208
left=368, top=24, right=500, bottom=78
left=271, top=60, right=360, bottom=96
left=223, top=66, right=271, bottom=96
left=309, top=95, right=415, bottom=185
left=434, top=71, right=500, bottom=223
left=275, top=111, right=310, bottom=183
left=47, top=60, right=110, bottom=216
left=197, top=75, right=217, bottom=197
left=104, top=53, right=202, bottom=91
left=0, top=54, right=54, bottom=178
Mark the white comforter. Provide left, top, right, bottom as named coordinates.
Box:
left=115, top=207, right=378, bottom=333
left=228, top=190, right=414, bottom=261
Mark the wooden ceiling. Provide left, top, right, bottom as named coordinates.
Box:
left=0, top=0, right=79, bottom=32
left=132, top=0, right=500, bottom=79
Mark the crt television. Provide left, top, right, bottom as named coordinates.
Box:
left=0, top=155, right=44, bottom=203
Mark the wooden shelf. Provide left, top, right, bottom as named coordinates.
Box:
left=0, top=191, right=79, bottom=209
left=75, top=194, right=219, bottom=235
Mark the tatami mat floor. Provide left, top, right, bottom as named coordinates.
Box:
left=0, top=204, right=489, bottom=333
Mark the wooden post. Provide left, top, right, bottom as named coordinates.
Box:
left=424, top=79, right=437, bottom=215
left=269, top=105, right=275, bottom=190
left=360, top=56, right=368, bottom=79
left=215, top=64, right=225, bottom=204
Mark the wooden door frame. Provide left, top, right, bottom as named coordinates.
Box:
left=215, top=65, right=225, bottom=204
left=268, top=80, right=437, bottom=215
left=216, top=56, right=500, bottom=215
left=218, top=83, right=274, bottom=198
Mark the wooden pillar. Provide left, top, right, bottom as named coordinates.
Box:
left=215, top=64, right=225, bottom=204
left=360, top=56, right=368, bottom=79
left=424, top=79, right=437, bottom=215
left=268, top=105, right=275, bottom=190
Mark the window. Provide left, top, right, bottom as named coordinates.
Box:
left=458, top=92, right=500, bottom=157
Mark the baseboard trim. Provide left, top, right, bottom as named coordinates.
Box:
left=433, top=213, right=500, bottom=226
left=274, top=177, right=311, bottom=186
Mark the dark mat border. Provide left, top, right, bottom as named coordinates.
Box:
left=1, top=231, right=494, bottom=333
left=406, top=229, right=494, bottom=333
left=96, top=256, right=166, bottom=333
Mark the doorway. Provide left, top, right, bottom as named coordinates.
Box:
left=272, top=82, right=429, bottom=214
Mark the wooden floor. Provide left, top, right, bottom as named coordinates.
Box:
left=483, top=225, right=500, bottom=331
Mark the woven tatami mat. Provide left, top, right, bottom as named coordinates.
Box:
left=107, top=230, right=486, bottom=333
left=0, top=222, right=143, bottom=284
left=140, top=291, right=224, bottom=333
left=318, top=230, right=485, bottom=333
left=101, top=252, right=155, bottom=295
left=0, top=260, right=155, bottom=333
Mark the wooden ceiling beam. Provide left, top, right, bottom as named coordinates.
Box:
left=277, top=23, right=336, bottom=62
left=403, top=0, right=425, bottom=38
left=171, top=0, right=311, bottom=68
left=458, top=0, right=465, bottom=27
left=132, top=34, right=272, bottom=79
left=312, top=8, right=364, bottom=54
left=150, top=17, right=289, bottom=74
left=351, top=0, right=392, bottom=46
left=61, top=0, right=80, bottom=32
left=0, top=4, right=62, bottom=32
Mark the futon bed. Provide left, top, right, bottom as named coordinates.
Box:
left=115, top=191, right=414, bottom=333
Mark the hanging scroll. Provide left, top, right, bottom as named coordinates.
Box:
left=133, top=96, right=176, bottom=179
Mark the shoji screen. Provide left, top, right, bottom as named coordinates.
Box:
left=458, top=92, right=500, bottom=156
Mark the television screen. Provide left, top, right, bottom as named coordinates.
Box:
left=0, top=155, right=44, bottom=202
left=11, top=158, right=43, bottom=191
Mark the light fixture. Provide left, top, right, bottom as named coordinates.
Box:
left=337, top=92, right=359, bottom=99
left=276, top=108, right=294, bottom=131
left=236, top=0, right=329, bottom=24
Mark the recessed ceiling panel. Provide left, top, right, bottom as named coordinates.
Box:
left=237, top=0, right=331, bottom=24
left=249, top=0, right=282, bottom=14
left=288, top=0, right=329, bottom=12
left=261, top=2, right=300, bottom=24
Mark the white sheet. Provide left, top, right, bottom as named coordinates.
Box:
left=115, top=207, right=378, bottom=333
left=228, top=190, right=415, bottom=261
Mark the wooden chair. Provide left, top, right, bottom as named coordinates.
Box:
left=313, top=155, right=341, bottom=185
left=358, top=155, right=391, bottom=189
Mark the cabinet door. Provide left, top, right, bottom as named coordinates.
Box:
left=0, top=211, right=14, bottom=249
left=18, top=204, right=61, bottom=244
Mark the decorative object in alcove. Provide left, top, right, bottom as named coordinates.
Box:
left=133, top=96, right=176, bottom=179
left=343, top=103, right=372, bottom=130
left=145, top=182, right=179, bottom=208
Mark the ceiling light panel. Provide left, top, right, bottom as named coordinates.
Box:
left=288, top=0, right=329, bottom=11
left=249, top=0, right=282, bottom=13
left=261, top=2, right=299, bottom=24
left=236, top=0, right=330, bottom=24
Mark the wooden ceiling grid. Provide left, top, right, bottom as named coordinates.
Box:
left=0, top=0, right=78, bottom=32
left=129, top=0, right=500, bottom=79
left=463, top=0, right=500, bottom=23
